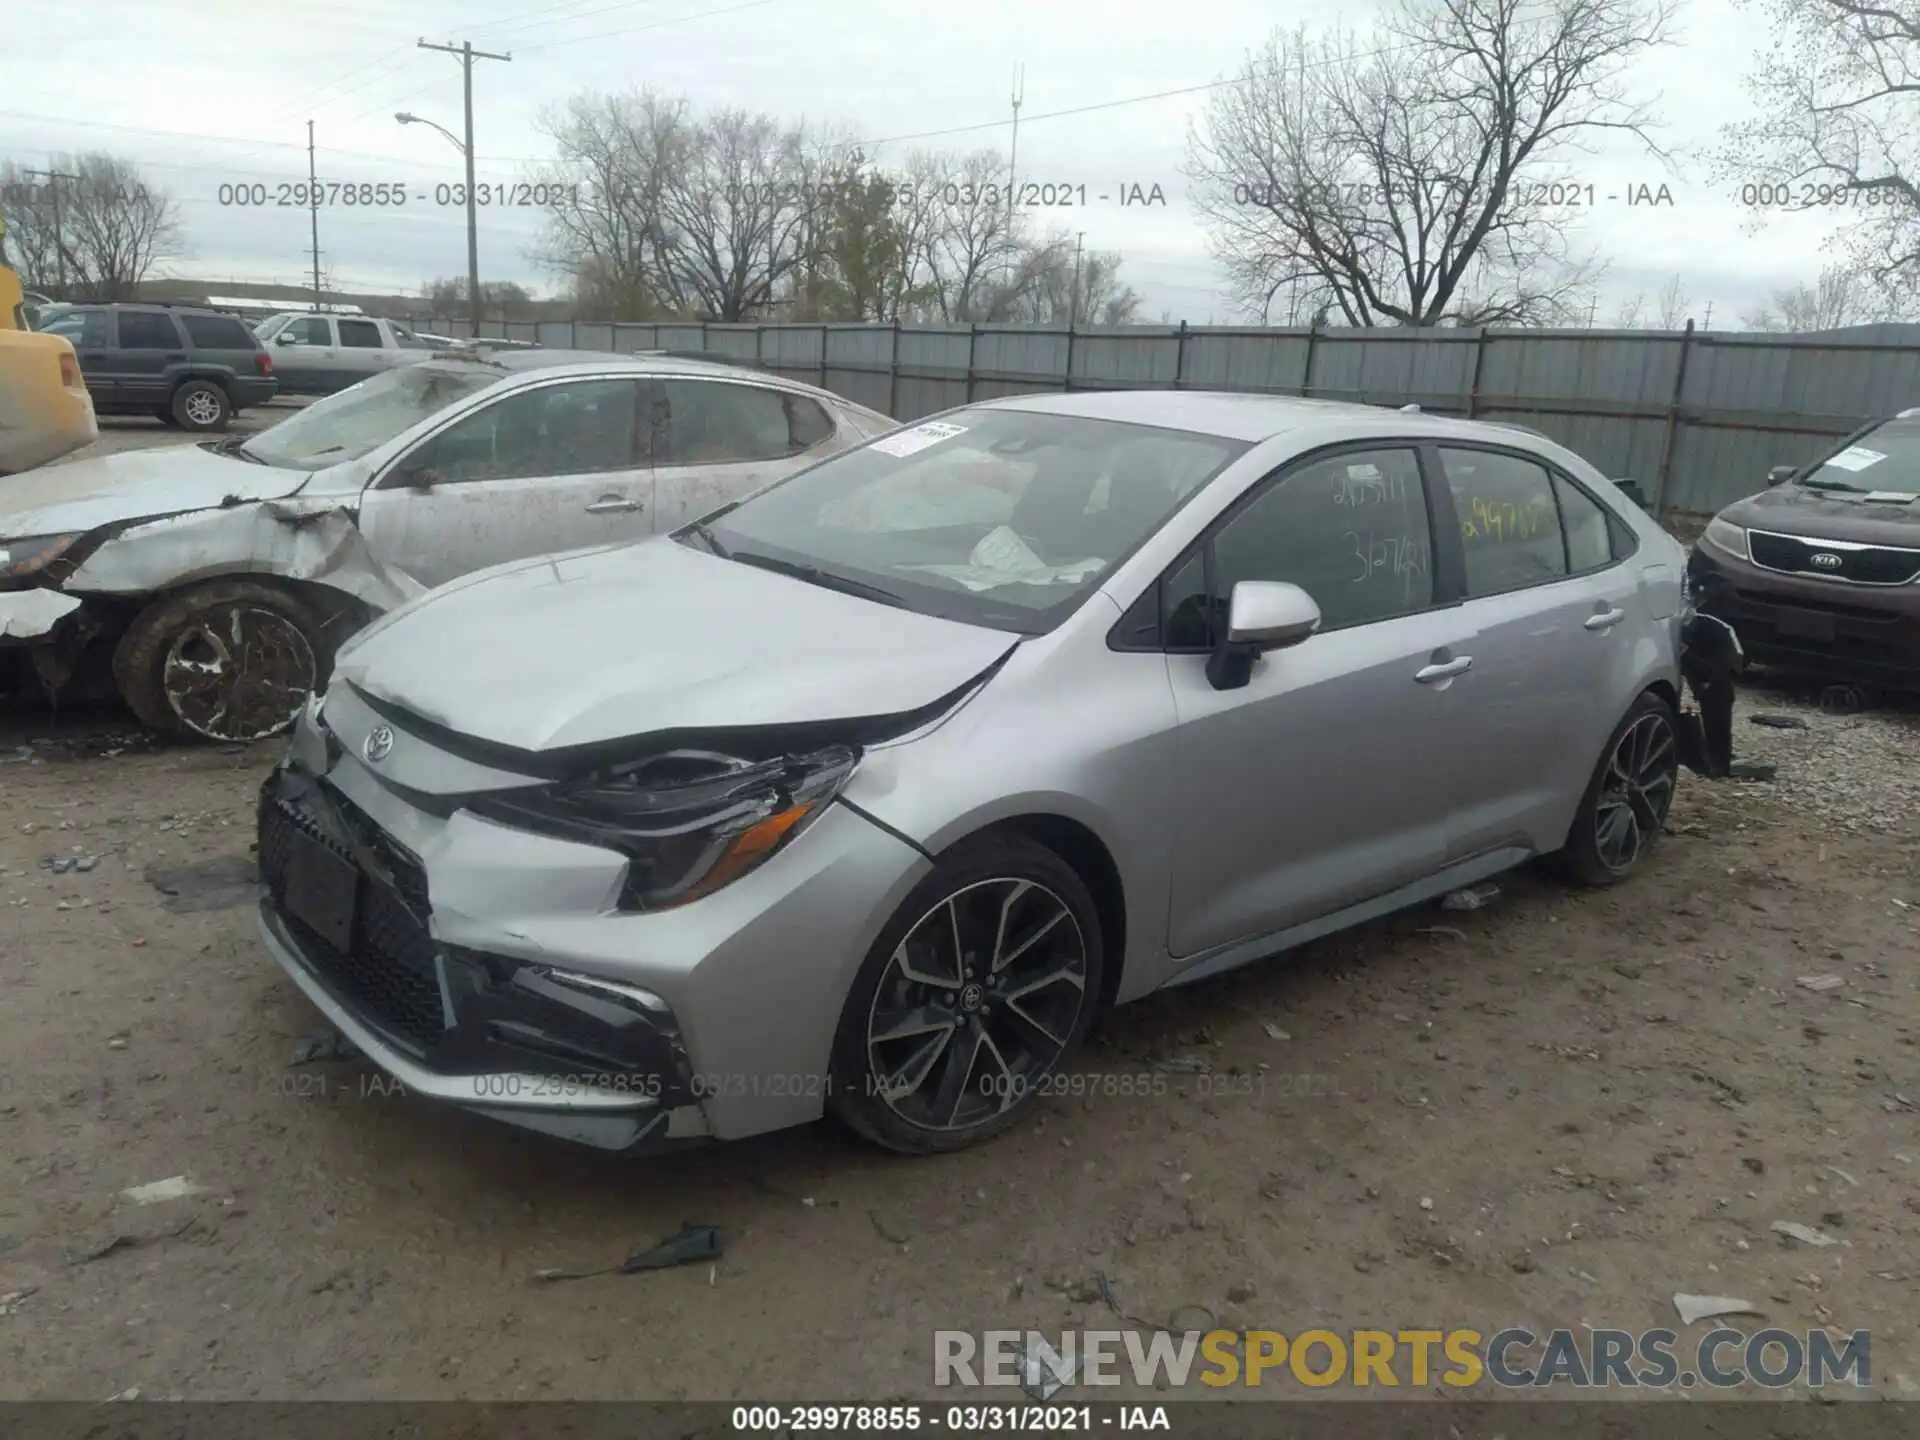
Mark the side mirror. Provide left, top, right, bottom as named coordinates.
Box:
left=276, top=332, right=297, bottom=345
left=1767, top=464, right=1796, bottom=488
left=1207, top=580, right=1320, bottom=690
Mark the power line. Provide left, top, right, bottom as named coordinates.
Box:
left=853, top=39, right=1426, bottom=151
left=513, top=0, right=788, bottom=53
left=0, top=110, right=541, bottom=166
left=468, top=0, right=667, bottom=41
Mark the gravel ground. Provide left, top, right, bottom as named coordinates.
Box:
left=0, top=423, right=1916, bottom=1404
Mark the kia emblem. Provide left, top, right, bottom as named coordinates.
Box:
left=363, top=725, right=395, bottom=763
left=1809, top=552, right=1844, bottom=571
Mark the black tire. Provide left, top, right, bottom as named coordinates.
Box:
left=112, top=579, right=332, bottom=742
left=171, top=379, right=231, bottom=432
left=828, top=831, right=1106, bottom=1154
left=1550, top=690, right=1681, bottom=887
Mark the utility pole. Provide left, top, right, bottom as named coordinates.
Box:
left=416, top=37, right=511, bottom=334
left=24, top=167, right=80, bottom=299
left=1068, top=230, right=1085, bottom=327
left=1702, top=300, right=1714, bottom=331
left=306, top=121, right=323, bottom=314
left=1004, top=63, right=1024, bottom=287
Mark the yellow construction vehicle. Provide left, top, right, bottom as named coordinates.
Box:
left=0, top=214, right=97, bottom=474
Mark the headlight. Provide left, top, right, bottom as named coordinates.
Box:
left=466, top=744, right=858, bottom=912
left=0, top=533, right=83, bottom=584
left=1702, top=516, right=1749, bottom=562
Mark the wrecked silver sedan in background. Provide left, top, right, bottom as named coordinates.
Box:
left=0, top=349, right=894, bottom=741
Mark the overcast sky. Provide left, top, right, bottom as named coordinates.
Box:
left=2, top=0, right=1852, bottom=324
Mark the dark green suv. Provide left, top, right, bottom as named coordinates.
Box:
left=33, top=303, right=277, bottom=431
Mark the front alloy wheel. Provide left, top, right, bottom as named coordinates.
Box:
left=831, top=834, right=1104, bottom=1153
left=866, top=878, right=1088, bottom=1133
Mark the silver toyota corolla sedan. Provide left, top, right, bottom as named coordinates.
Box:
left=256, top=391, right=1691, bottom=1156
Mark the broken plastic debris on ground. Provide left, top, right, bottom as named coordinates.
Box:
left=531, top=1224, right=724, bottom=1283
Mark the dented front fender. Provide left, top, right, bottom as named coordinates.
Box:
left=59, top=498, right=425, bottom=613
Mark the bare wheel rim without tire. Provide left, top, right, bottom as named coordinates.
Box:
left=1594, top=711, right=1677, bottom=874
left=161, top=604, right=316, bottom=741
left=182, top=388, right=222, bottom=426
left=865, top=877, right=1089, bottom=1134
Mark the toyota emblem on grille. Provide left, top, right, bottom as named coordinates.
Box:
left=1810, top=551, right=1844, bottom=570
left=363, top=725, right=395, bottom=762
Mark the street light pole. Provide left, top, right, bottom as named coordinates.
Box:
left=413, top=38, right=510, bottom=336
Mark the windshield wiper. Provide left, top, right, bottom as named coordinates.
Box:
left=682, top=520, right=731, bottom=558
left=1799, top=477, right=1868, bottom=493
left=199, top=435, right=264, bottom=464
left=727, top=550, right=909, bottom=609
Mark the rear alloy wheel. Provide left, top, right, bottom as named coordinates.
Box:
left=830, top=835, right=1104, bottom=1153
left=114, top=580, right=331, bottom=742
left=1553, top=692, right=1680, bottom=886
left=171, top=380, right=231, bottom=432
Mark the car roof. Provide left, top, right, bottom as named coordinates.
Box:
left=477, top=348, right=866, bottom=402
left=977, top=389, right=1560, bottom=448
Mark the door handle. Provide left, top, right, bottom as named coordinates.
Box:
left=1584, top=607, right=1628, bottom=631
left=585, top=497, right=644, bottom=514
left=1415, top=656, right=1473, bottom=684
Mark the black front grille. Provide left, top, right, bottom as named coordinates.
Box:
left=259, top=781, right=445, bottom=1052
left=1749, top=531, right=1920, bottom=585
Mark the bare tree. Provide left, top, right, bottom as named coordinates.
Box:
left=1740, top=261, right=1899, bottom=329
left=1721, top=0, right=1920, bottom=311
left=913, top=149, right=1025, bottom=321
left=532, top=90, right=692, bottom=319
left=1654, top=273, right=1691, bottom=327
left=0, top=153, right=180, bottom=299
left=980, top=233, right=1143, bottom=325
left=1187, top=0, right=1674, bottom=326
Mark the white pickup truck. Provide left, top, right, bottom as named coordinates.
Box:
left=252, top=313, right=443, bottom=395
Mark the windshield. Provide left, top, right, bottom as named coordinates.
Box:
left=240, top=361, right=504, bottom=471
left=1801, top=421, right=1920, bottom=496
left=703, top=409, right=1248, bottom=633
left=254, top=314, right=291, bottom=340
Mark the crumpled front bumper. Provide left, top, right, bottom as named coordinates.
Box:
left=256, top=765, right=707, bottom=1153
left=0, top=587, right=81, bottom=642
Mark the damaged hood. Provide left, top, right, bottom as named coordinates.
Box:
left=0, top=445, right=310, bottom=540
left=333, top=537, right=1018, bottom=753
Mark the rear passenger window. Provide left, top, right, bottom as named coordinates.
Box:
left=1555, top=473, right=1613, bottom=571
left=655, top=380, right=829, bottom=464
left=789, top=394, right=833, bottom=448
left=117, top=311, right=181, bottom=349
left=338, top=319, right=382, bottom=348
left=1207, top=447, right=1433, bottom=632
left=181, top=315, right=257, bottom=348
left=1439, top=449, right=1566, bottom=595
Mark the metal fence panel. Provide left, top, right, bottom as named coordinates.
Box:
left=1074, top=329, right=1180, bottom=387
left=390, top=316, right=1920, bottom=515
left=1182, top=331, right=1313, bottom=392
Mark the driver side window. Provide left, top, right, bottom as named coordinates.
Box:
left=1163, top=447, right=1435, bottom=648
left=403, top=379, right=642, bottom=484
left=281, top=316, right=331, bottom=346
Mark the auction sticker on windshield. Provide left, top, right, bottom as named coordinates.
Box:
left=869, top=421, right=968, bottom=457
left=1822, top=446, right=1886, bottom=472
